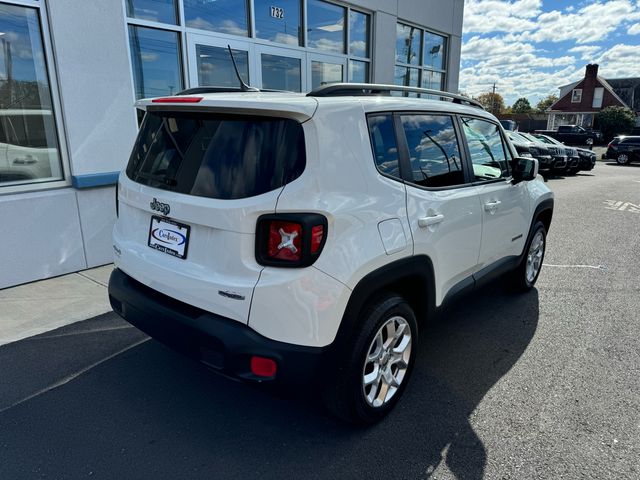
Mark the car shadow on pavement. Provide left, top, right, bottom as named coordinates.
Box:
left=0, top=283, right=538, bottom=480
left=603, top=162, right=640, bottom=167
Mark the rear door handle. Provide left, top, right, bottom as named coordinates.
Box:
left=484, top=200, right=501, bottom=212
left=418, top=214, right=444, bottom=228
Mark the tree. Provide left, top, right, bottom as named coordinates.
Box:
left=595, top=106, right=636, bottom=141
left=474, top=92, right=505, bottom=115
left=511, top=97, right=532, bottom=113
left=535, top=94, right=558, bottom=113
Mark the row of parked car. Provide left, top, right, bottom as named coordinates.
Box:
left=506, top=131, right=597, bottom=177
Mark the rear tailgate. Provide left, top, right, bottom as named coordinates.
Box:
left=113, top=103, right=309, bottom=324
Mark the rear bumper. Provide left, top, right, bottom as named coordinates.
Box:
left=108, top=268, right=325, bottom=385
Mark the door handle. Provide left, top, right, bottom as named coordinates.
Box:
left=484, top=200, right=501, bottom=212
left=418, top=214, right=444, bottom=228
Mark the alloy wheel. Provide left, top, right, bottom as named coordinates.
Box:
left=526, top=230, right=545, bottom=284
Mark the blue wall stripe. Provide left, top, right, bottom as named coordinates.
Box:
left=71, top=171, right=120, bottom=189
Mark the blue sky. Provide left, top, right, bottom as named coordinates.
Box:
left=460, top=0, right=640, bottom=107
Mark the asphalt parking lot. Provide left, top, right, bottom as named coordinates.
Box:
left=1, top=163, right=638, bottom=480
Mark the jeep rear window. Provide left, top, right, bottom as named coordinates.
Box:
left=126, top=110, right=305, bottom=200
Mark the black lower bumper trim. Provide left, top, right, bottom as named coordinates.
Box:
left=108, top=268, right=325, bottom=385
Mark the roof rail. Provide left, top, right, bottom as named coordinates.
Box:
left=175, top=86, right=287, bottom=95
left=307, top=83, right=484, bottom=110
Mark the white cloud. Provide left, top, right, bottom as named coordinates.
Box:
left=568, top=45, right=603, bottom=61
left=463, top=0, right=542, bottom=34
left=628, top=23, right=640, bottom=34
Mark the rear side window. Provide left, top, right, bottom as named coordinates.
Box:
left=400, top=114, right=465, bottom=188
left=127, top=111, right=305, bottom=200
left=367, top=114, right=401, bottom=179
left=461, top=117, right=511, bottom=181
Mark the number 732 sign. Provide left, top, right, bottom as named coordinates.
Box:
left=270, top=6, right=285, bottom=19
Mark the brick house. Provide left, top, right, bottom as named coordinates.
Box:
left=547, top=64, right=640, bottom=130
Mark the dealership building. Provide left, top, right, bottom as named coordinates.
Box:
left=0, top=0, right=464, bottom=288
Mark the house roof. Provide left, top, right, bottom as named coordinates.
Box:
left=549, top=75, right=629, bottom=111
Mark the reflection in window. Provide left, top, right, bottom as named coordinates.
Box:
left=396, top=23, right=421, bottom=65
left=421, top=70, right=443, bottom=91
left=367, top=114, right=400, bottom=179
left=128, top=26, right=183, bottom=99
left=184, top=0, right=248, bottom=36
left=423, top=32, right=446, bottom=70
left=349, top=60, right=368, bottom=83
left=349, top=10, right=369, bottom=57
left=401, top=115, right=464, bottom=187
left=395, top=66, right=419, bottom=97
left=126, top=0, right=177, bottom=25
left=0, top=4, right=63, bottom=187
left=461, top=117, right=510, bottom=181
left=311, top=61, right=342, bottom=89
left=196, top=45, right=248, bottom=87
left=307, top=0, right=346, bottom=54
left=261, top=54, right=301, bottom=92
left=254, top=0, right=301, bottom=46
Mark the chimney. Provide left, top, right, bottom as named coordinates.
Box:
left=585, top=64, right=599, bottom=79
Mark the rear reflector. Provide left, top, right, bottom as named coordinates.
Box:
left=268, top=221, right=302, bottom=261
left=250, top=356, right=277, bottom=377
left=152, top=96, right=203, bottom=103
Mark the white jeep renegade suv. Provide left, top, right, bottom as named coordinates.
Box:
left=108, top=83, right=553, bottom=424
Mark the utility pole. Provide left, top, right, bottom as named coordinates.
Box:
left=492, top=83, right=497, bottom=115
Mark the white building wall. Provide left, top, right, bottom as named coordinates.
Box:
left=0, top=0, right=464, bottom=289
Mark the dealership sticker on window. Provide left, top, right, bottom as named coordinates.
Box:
left=148, top=216, right=190, bottom=259
left=270, top=6, right=284, bottom=19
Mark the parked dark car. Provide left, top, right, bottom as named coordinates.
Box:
left=534, top=134, right=594, bottom=174
left=506, top=131, right=553, bottom=175
left=518, top=132, right=567, bottom=174
left=605, top=136, right=640, bottom=165
left=535, top=125, right=603, bottom=146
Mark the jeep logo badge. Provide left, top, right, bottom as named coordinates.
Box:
left=150, top=198, right=170, bottom=216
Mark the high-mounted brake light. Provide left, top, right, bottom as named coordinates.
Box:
left=256, top=213, right=327, bottom=268
left=152, top=96, right=203, bottom=103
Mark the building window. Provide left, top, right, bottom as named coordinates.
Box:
left=592, top=87, right=604, bottom=108
left=395, top=22, right=447, bottom=93
left=0, top=3, right=65, bottom=189
left=307, top=0, right=345, bottom=54
left=183, top=0, right=249, bottom=36
left=126, top=0, right=178, bottom=25
left=128, top=26, right=184, bottom=99
left=571, top=89, right=582, bottom=103
left=254, top=0, right=302, bottom=46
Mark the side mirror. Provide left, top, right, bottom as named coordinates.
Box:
left=512, top=157, right=538, bottom=184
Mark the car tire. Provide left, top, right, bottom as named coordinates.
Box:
left=510, top=221, right=546, bottom=292
left=322, top=293, right=418, bottom=425
left=616, top=154, right=630, bottom=165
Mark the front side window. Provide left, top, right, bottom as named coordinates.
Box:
left=461, top=117, right=510, bottom=181
left=367, top=114, right=400, bottom=179
left=127, top=111, right=305, bottom=199
left=401, top=114, right=464, bottom=188
left=0, top=4, right=63, bottom=188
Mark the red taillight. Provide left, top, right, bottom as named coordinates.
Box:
left=268, top=221, right=302, bottom=261
left=311, top=225, right=324, bottom=253
left=250, top=356, right=277, bottom=377
left=151, top=96, right=203, bottom=103
left=256, top=214, right=327, bottom=267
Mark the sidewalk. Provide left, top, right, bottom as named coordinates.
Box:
left=0, top=265, right=114, bottom=346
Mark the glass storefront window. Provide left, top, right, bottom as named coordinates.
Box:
left=128, top=26, right=183, bottom=99
left=349, top=60, right=368, bottom=83
left=254, top=0, right=301, bottom=46
left=421, top=70, right=443, bottom=91
left=349, top=10, right=369, bottom=58
left=261, top=54, right=301, bottom=92
left=307, top=0, right=345, bottom=54
left=0, top=4, right=63, bottom=187
left=184, top=0, right=248, bottom=36
left=395, top=66, right=419, bottom=88
left=196, top=45, right=249, bottom=87
left=396, top=23, right=421, bottom=65
left=423, top=32, right=446, bottom=70
left=311, top=61, right=342, bottom=89
left=126, top=0, right=178, bottom=25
